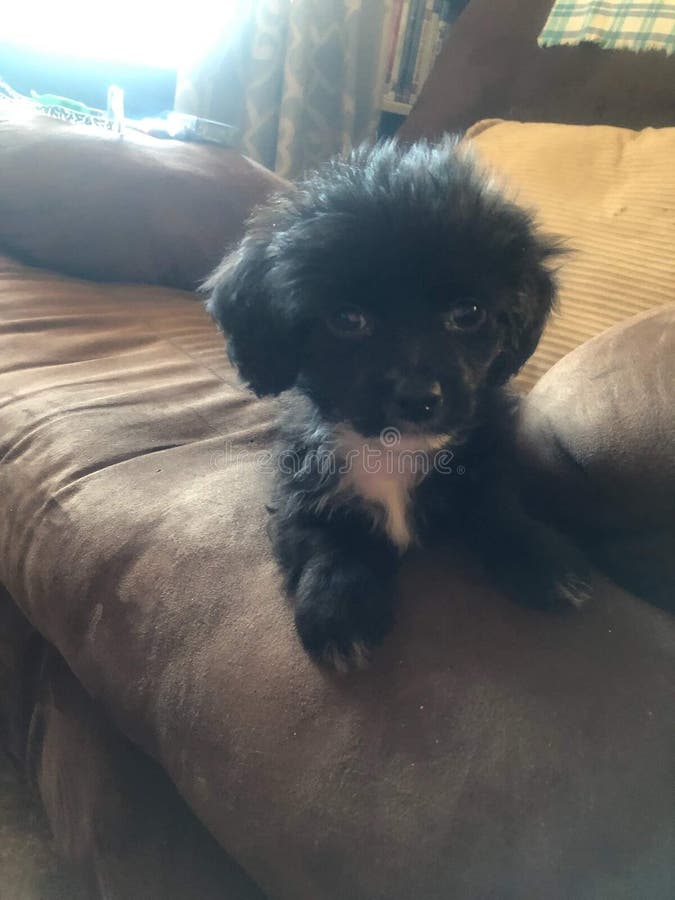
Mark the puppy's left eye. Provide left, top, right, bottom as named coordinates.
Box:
left=445, top=302, right=486, bottom=333
left=327, top=307, right=373, bottom=338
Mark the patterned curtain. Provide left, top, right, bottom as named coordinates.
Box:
left=175, top=0, right=389, bottom=179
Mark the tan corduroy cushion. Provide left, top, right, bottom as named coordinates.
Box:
left=466, top=120, right=675, bottom=390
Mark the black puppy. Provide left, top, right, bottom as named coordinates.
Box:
left=206, top=139, right=590, bottom=670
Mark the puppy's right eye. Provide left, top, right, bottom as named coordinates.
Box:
left=327, top=307, right=373, bottom=338
left=444, top=302, right=487, bottom=333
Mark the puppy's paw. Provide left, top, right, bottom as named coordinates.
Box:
left=294, top=560, right=394, bottom=672
left=475, top=514, right=594, bottom=612
left=504, top=555, right=593, bottom=612
left=320, top=640, right=371, bottom=675
left=552, top=572, right=592, bottom=609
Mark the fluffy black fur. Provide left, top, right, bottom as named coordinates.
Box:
left=206, top=139, right=591, bottom=670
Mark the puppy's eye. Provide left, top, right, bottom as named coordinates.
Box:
left=327, top=307, right=373, bottom=338
left=445, top=302, right=486, bottom=333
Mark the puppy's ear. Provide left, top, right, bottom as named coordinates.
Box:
left=490, top=237, right=562, bottom=385
left=204, top=230, right=302, bottom=397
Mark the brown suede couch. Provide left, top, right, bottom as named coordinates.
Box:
left=1, top=20, right=674, bottom=900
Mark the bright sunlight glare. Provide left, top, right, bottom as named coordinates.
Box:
left=1, top=1, right=249, bottom=69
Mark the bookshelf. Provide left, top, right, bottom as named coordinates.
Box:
left=379, top=0, right=468, bottom=120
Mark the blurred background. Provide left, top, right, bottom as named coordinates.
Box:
left=0, top=1, right=469, bottom=177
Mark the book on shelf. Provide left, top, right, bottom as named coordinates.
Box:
left=382, top=0, right=465, bottom=113
left=412, top=3, right=439, bottom=97
left=396, top=0, right=426, bottom=105
left=384, top=0, right=406, bottom=85
left=386, top=0, right=410, bottom=100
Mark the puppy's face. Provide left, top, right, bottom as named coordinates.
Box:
left=207, top=140, right=559, bottom=439
left=289, top=238, right=524, bottom=439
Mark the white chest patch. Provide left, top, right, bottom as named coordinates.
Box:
left=328, top=428, right=449, bottom=552
left=345, top=461, right=417, bottom=550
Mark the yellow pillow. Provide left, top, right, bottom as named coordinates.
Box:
left=467, top=120, right=675, bottom=390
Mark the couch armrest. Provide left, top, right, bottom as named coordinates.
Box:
left=0, top=118, right=287, bottom=289
left=518, top=304, right=675, bottom=610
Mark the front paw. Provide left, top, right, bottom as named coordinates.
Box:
left=499, top=550, right=593, bottom=611
left=549, top=571, right=592, bottom=609
left=293, top=559, right=394, bottom=672
left=471, top=511, right=594, bottom=612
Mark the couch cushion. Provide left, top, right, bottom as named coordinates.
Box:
left=0, top=118, right=286, bottom=289
left=467, top=120, right=675, bottom=389
left=0, top=255, right=673, bottom=899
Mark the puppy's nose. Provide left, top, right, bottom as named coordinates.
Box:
left=393, top=381, right=443, bottom=424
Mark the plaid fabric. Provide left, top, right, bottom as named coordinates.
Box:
left=538, top=0, right=675, bottom=54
